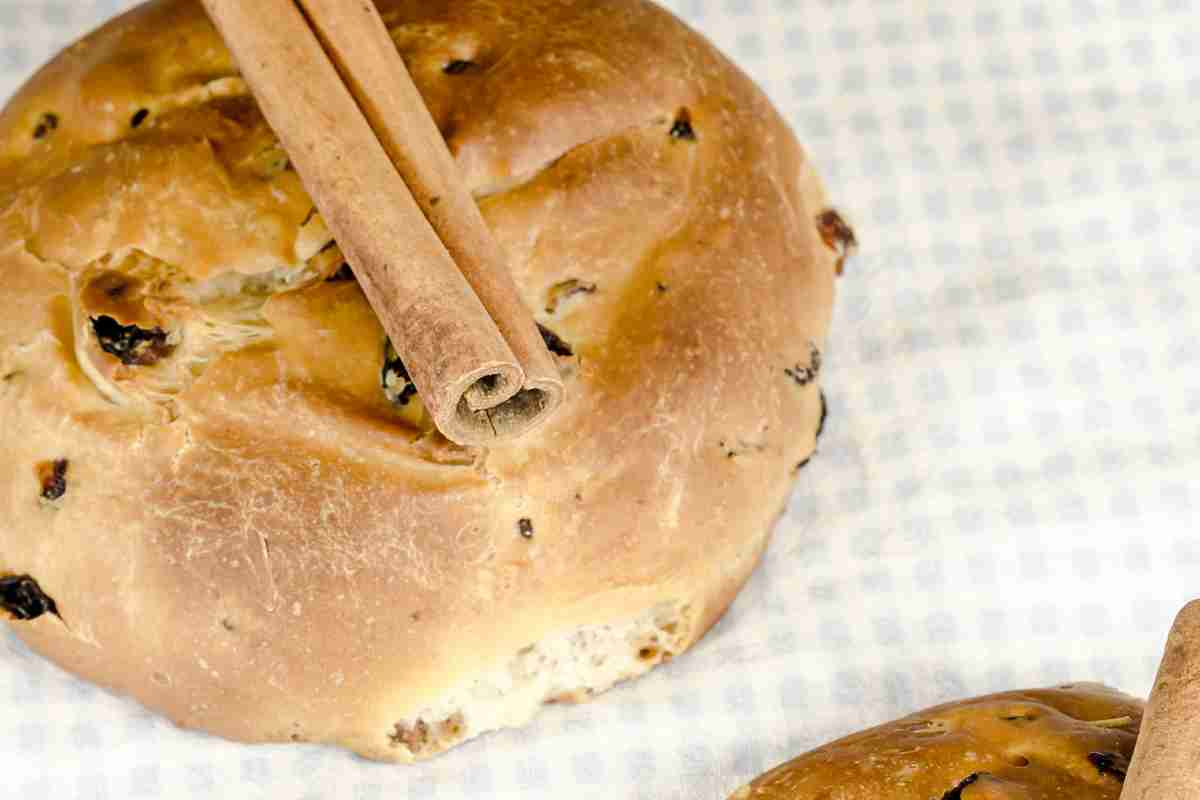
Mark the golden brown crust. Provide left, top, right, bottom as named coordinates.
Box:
left=730, top=684, right=1144, bottom=799
left=0, top=0, right=838, bottom=760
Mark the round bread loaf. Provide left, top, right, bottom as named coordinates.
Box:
left=729, top=684, right=1144, bottom=799
left=0, top=0, right=842, bottom=761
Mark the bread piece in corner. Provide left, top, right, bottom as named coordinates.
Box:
left=728, top=684, right=1143, bottom=799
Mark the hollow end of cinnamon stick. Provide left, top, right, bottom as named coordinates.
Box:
left=1122, top=600, right=1200, bottom=799
left=440, top=366, right=563, bottom=444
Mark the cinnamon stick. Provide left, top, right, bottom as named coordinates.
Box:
left=200, top=0, right=563, bottom=445
left=295, top=0, right=563, bottom=420
left=1123, top=600, right=1200, bottom=799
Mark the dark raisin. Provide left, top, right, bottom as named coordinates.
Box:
left=429, top=195, right=441, bottom=207
left=538, top=324, right=574, bottom=357
left=518, top=518, right=534, bottom=539
left=90, top=315, right=174, bottom=366
left=0, top=575, right=60, bottom=622
left=655, top=282, right=669, bottom=293
left=443, top=60, right=476, bottom=75
left=1088, top=752, right=1129, bottom=782
left=38, top=459, right=68, bottom=501
left=785, top=343, right=823, bottom=387
left=670, top=109, right=696, bottom=141
left=32, top=112, right=59, bottom=140
left=784, top=366, right=812, bottom=385
left=130, top=108, right=150, bottom=128
left=327, top=263, right=355, bottom=282
left=381, top=340, right=418, bottom=406
left=816, top=208, right=857, bottom=276
left=940, top=773, right=982, bottom=800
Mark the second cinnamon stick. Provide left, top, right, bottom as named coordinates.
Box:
left=1123, top=600, right=1200, bottom=799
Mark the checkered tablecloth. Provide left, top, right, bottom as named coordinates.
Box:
left=2, top=1, right=1197, bottom=798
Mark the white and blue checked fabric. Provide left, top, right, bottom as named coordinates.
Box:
left=2, top=1, right=1198, bottom=798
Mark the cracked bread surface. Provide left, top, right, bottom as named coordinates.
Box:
left=0, top=0, right=840, bottom=760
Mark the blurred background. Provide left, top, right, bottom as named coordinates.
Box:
left=1, top=1, right=1197, bottom=798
